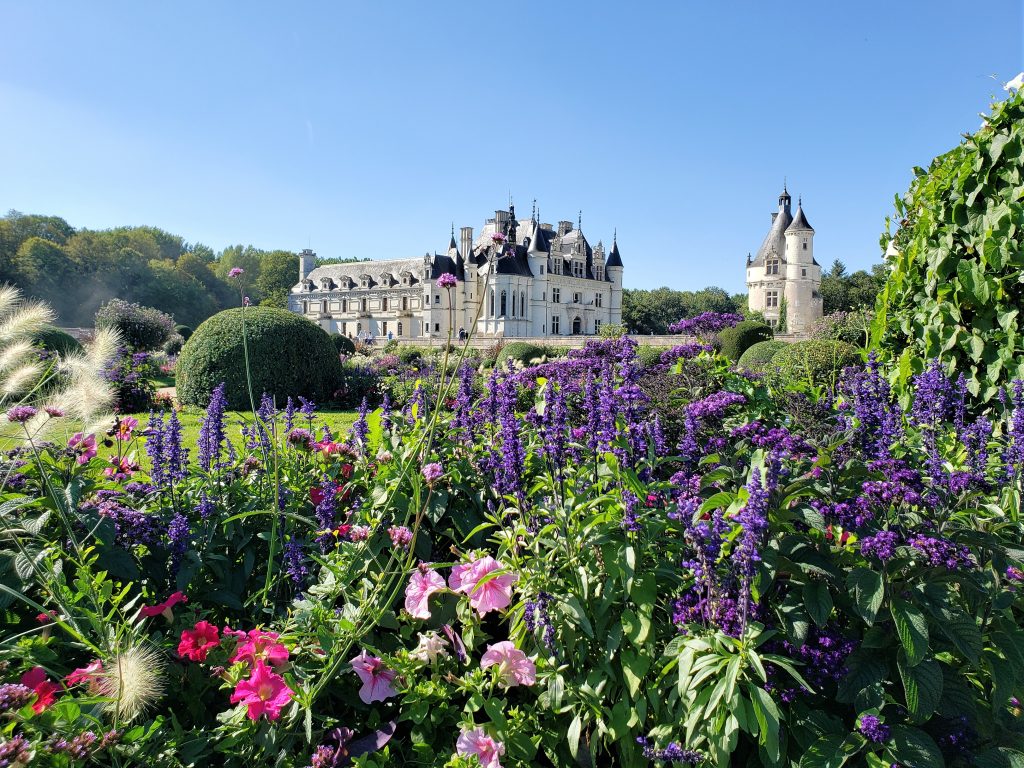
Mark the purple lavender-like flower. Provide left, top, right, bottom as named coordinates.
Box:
left=1004, top=380, right=1024, bottom=480
left=388, top=525, right=413, bottom=550
left=621, top=490, right=641, bottom=533
left=0, top=734, right=32, bottom=765
left=257, top=392, right=276, bottom=423
left=838, top=354, right=903, bottom=460
left=313, top=480, right=338, bottom=551
left=298, top=396, right=317, bottom=419
left=167, top=511, right=190, bottom=573
left=437, top=272, right=458, bottom=289
left=351, top=397, right=369, bottom=447
left=858, top=715, right=890, bottom=743
left=283, top=538, right=309, bottom=585
left=145, top=411, right=166, bottom=485
left=1006, top=566, right=1024, bottom=582
left=5, top=405, right=37, bottom=423
left=286, top=428, right=315, bottom=450
left=860, top=530, right=900, bottom=561
left=198, top=492, right=215, bottom=521
left=907, top=534, right=975, bottom=570
left=636, top=736, right=703, bottom=764
left=494, top=372, right=527, bottom=508
left=661, top=343, right=713, bottom=365
left=284, top=396, right=296, bottom=431
left=421, top=462, right=443, bottom=486
left=164, top=409, right=187, bottom=482
left=197, top=383, right=227, bottom=471
left=0, top=683, right=34, bottom=713
left=668, top=311, right=742, bottom=336
left=524, top=591, right=557, bottom=653
left=381, top=392, right=393, bottom=434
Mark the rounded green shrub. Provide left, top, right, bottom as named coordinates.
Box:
left=771, top=340, right=860, bottom=390
left=175, top=324, right=194, bottom=341
left=163, top=333, right=185, bottom=356
left=395, top=345, right=423, bottom=364
left=737, top=340, right=788, bottom=371
left=177, top=307, right=342, bottom=409
left=718, top=320, right=773, bottom=361
left=873, top=86, right=1024, bottom=404
left=496, top=342, right=546, bottom=366
left=33, top=326, right=83, bottom=357
left=333, top=335, right=356, bottom=355
left=636, top=345, right=669, bottom=368
left=95, top=299, right=175, bottom=351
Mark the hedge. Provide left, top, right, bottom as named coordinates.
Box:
left=737, top=340, right=788, bottom=371
left=496, top=342, right=547, bottom=367
left=770, top=339, right=861, bottom=390
left=718, top=320, right=773, bottom=361
left=176, top=307, right=343, bottom=409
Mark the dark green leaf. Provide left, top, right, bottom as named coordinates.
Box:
left=890, top=725, right=945, bottom=768
left=897, top=654, right=942, bottom=721
left=803, top=580, right=833, bottom=627
left=847, top=568, right=883, bottom=625
left=891, top=599, right=929, bottom=666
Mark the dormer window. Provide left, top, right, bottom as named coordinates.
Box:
left=766, top=258, right=780, bottom=276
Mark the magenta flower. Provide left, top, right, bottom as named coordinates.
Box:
left=139, top=591, right=187, bottom=621
left=449, top=556, right=516, bottom=616
left=68, top=433, right=97, bottom=464
left=456, top=727, right=505, bottom=768
left=404, top=564, right=446, bottom=620
left=229, top=629, right=290, bottom=668
left=437, top=273, right=458, bottom=289
left=229, top=660, right=293, bottom=721
left=480, top=641, right=537, bottom=688
left=388, top=525, right=413, bottom=550
left=6, top=406, right=37, bottom=423
left=65, top=659, right=103, bottom=689
left=116, top=416, right=139, bottom=441
left=350, top=650, right=397, bottom=704
left=490, top=232, right=507, bottom=244
left=228, top=267, right=245, bottom=278
left=178, top=621, right=221, bottom=662
left=44, top=406, right=65, bottom=417
left=421, top=462, right=444, bottom=486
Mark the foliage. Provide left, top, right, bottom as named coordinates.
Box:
left=333, top=334, right=357, bottom=356
left=599, top=323, right=627, bottom=339
left=737, top=340, right=788, bottom=371
left=103, top=347, right=159, bottom=412
left=175, top=324, right=193, bottom=341
left=872, top=86, right=1024, bottom=405
left=776, top=296, right=788, bottom=333
left=32, top=326, right=83, bottom=358
left=636, top=345, right=670, bottom=368
left=95, top=299, right=175, bottom=351
left=176, top=307, right=342, bottom=409
left=770, top=339, right=861, bottom=390
left=163, top=333, right=185, bottom=356
left=496, top=342, right=547, bottom=367
left=820, top=260, right=886, bottom=315
left=810, top=309, right=874, bottom=347
left=718, top=320, right=773, bottom=362
left=622, top=287, right=743, bottom=334
left=395, top=345, right=424, bottom=364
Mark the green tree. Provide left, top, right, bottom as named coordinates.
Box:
left=256, top=250, right=299, bottom=308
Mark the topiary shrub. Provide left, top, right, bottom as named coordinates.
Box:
left=771, top=339, right=860, bottom=390
left=95, top=299, right=175, bottom=351
left=496, top=342, right=546, bottom=367
left=333, top=335, right=356, bottom=356
left=737, top=340, right=788, bottom=371
left=33, top=326, right=83, bottom=357
left=176, top=307, right=343, bottom=409
left=175, top=324, right=193, bottom=341
left=717, top=320, right=773, bottom=361
left=872, top=83, right=1024, bottom=404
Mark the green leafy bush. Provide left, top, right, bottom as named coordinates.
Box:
left=176, top=307, right=342, bottom=408
left=32, top=326, right=83, bottom=357
left=873, top=86, right=1024, bottom=403
left=810, top=309, right=872, bottom=346
left=175, top=324, right=193, bottom=341
left=333, top=334, right=356, bottom=355
left=737, top=339, right=788, bottom=370
left=771, top=339, right=860, bottom=389
left=163, top=333, right=185, bottom=356
left=395, top=345, right=423, bottom=364
left=496, top=342, right=546, bottom=366
left=718, top=319, right=773, bottom=361
left=636, top=345, right=669, bottom=368
left=95, top=299, right=175, bottom=351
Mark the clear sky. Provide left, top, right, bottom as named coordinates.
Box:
left=2, top=1, right=1022, bottom=293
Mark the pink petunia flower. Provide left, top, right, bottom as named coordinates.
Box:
left=449, top=556, right=517, bottom=616
left=139, top=591, right=188, bottom=621
left=480, top=641, right=537, bottom=688
left=229, top=629, right=290, bottom=668
left=456, top=727, right=505, bottom=768
left=349, top=650, right=397, bottom=704
left=68, top=433, right=97, bottom=465
left=229, top=660, right=293, bottom=720
left=178, top=621, right=221, bottom=662
left=65, top=659, right=103, bottom=690
left=404, top=564, right=446, bottom=620
left=21, top=667, right=60, bottom=713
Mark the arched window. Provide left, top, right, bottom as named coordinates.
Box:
left=500, top=290, right=507, bottom=317
left=397, top=322, right=403, bottom=336
left=357, top=322, right=362, bottom=334
left=381, top=298, right=388, bottom=311
left=341, top=299, right=347, bottom=313
left=489, top=290, right=495, bottom=316
left=512, top=292, right=517, bottom=317
left=520, top=292, right=526, bottom=318
left=402, top=296, right=408, bottom=311
left=361, top=299, right=367, bottom=313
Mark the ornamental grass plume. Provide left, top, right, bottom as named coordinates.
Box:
left=97, top=644, right=166, bottom=722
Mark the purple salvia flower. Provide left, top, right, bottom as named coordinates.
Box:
left=145, top=411, right=166, bottom=486
left=284, top=397, right=296, bottom=431
left=351, top=397, right=369, bottom=447
left=298, top=396, right=317, bottom=419
left=858, top=715, right=891, bottom=743
left=167, top=511, right=190, bottom=574
left=197, top=383, right=227, bottom=472
left=164, top=409, right=187, bottom=482
left=282, top=538, right=309, bottom=585
left=381, top=393, right=393, bottom=433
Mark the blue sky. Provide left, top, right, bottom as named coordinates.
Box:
left=1, top=2, right=1021, bottom=293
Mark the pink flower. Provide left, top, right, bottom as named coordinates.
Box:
left=437, top=273, right=458, bottom=289
left=139, top=591, right=187, bottom=620
left=456, top=727, right=505, bottom=768
left=449, top=556, right=516, bottom=616
left=68, top=433, right=97, bottom=465
left=65, top=659, right=103, bottom=689
left=178, top=621, right=221, bottom=661
left=229, top=629, right=290, bottom=668
left=490, top=232, right=507, bottom=244
left=404, top=564, right=446, bottom=620
left=229, top=660, right=293, bottom=720
left=388, top=525, right=413, bottom=550
left=228, top=267, right=245, bottom=278
left=21, top=667, right=60, bottom=713
left=480, top=641, right=537, bottom=688
left=421, top=462, right=444, bottom=486
left=116, top=416, right=138, bottom=441
left=349, top=650, right=397, bottom=704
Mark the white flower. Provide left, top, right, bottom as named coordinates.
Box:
left=409, top=631, right=448, bottom=663
left=1005, top=72, right=1024, bottom=92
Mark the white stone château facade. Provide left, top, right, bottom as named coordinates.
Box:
left=746, top=186, right=823, bottom=333
left=288, top=204, right=623, bottom=340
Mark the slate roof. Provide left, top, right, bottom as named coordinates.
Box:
left=750, top=196, right=793, bottom=267
left=606, top=239, right=623, bottom=268
left=786, top=202, right=813, bottom=233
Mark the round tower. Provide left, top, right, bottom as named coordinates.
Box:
left=606, top=233, right=624, bottom=326
left=782, top=198, right=821, bottom=334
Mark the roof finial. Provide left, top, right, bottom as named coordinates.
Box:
left=798, top=195, right=802, bottom=207
left=578, top=210, right=582, bottom=230
left=613, top=227, right=617, bottom=243
left=783, top=175, right=787, bottom=193
left=451, top=222, right=455, bottom=238
left=532, top=199, right=537, bottom=221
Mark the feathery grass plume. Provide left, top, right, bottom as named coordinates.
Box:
left=0, top=339, right=37, bottom=375
left=0, top=298, right=53, bottom=348
left=98, top=644, right=166, bottom=722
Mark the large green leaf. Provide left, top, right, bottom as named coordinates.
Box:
left=847, top=568, right=883, bottom=625
left=897, top=654, right=942, bottom=720
left=891, top=599, right=929, bottom=666
left=803, top=580, right=833, bottom=627
left=889, top=725, right=945, bottom=768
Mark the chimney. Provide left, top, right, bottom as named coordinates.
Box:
left=494, top=209, right=510, bottom=234
left=299, top=248, right=316, bottom=282
left=558, top=220, right=573, bottom=236
left=460, top=226, right=473, bottom=260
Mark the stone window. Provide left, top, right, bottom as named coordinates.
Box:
left=552, top=288, right=560, bottom=303
left=381, top=298, right=388, bottom=311
left=361, top=299, right=367, bottom=313
left=434, top=323, right=440, bottom=332
left=489, top=290, right=495, bottom=316
left=552, top=315, right=560, bottom=334
left=521, top=292, right=526, bottom=318
left=342, top=299, right=347, bottom=313
left=302, top=301, right=308, bottom=313
left=802, top=242, right=807, bottom=251
left=511, top=292, right=517, bottom=317
left=573, top=292, right=581, bottom=304
left=341, top=322, right=347, bottom=334
left=357, top=322, right=362, bottom=334
left=595, top=266, right=603, bottom=281
left=382, top=321, right=388, bottom=335
left=766, top=290, right=779, bottom=308
left=802, top=268, right=807, bottom=277
left=402, top=296, right=408, bottom=311
left=435, top=294, right=441, bottom=304
left=595, top=319, right=602, bottom=334
left=595, top=293, right=603, bottom=308
left=766, top=258, right=780, bottom=276
left=540, top=265, right=545, bottom=275
left=500, top=290, right=507, bottom=317
left=397, top=321, right=403, bottom=336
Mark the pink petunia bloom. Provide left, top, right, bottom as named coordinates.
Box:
left=21, top=667, right=60, bottom=713
left=65, top=659, right=103, bottom=689
left=456, top=727, right=505, bottom=768
left=480, top=641, right=537, bottom=688
left=229, top=660, right=293, bottom=721
left=230, top=629, right=290, bottom=668
left=178, top=621, right=221, bottom=662
left=349, top=650, right=397, bottom=704
left=449, top=556, right=517, bottom=616
left=68, top=433, right=97, bottom=465
left=404, top=564, right=446, bottom=620
left=116, top=416, right=139, bottom=441
left=139, top=591, right=188, bottom=620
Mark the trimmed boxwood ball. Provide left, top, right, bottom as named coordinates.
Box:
left=175, top=324, right=193, bottom=341
left=718, top=320, right=773, bottom=362
left=737, top=340, right=788, bottom=371
left=333, top=334, right=356, bottom=355
left=496, top=342, right=547, bottom=366
left=771, top=339, right=861, bottom=389
left=177, top=307, right=343, bottom=409
left=33, top=326, right=84, bottom=357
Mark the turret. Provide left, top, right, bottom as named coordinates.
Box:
left=606, top=234, right=624, bottom=326
left=299, top=248, right=316, bottom=282
left=784, top=197, right=814, bottom=265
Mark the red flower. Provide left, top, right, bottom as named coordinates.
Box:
left=140, top=591, right=188, bottom=620
left=340, top=463, right=353, bottom=479
left=21, top=667, right=60, bottom=713
left=178, top=621, right=221, bottom=661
